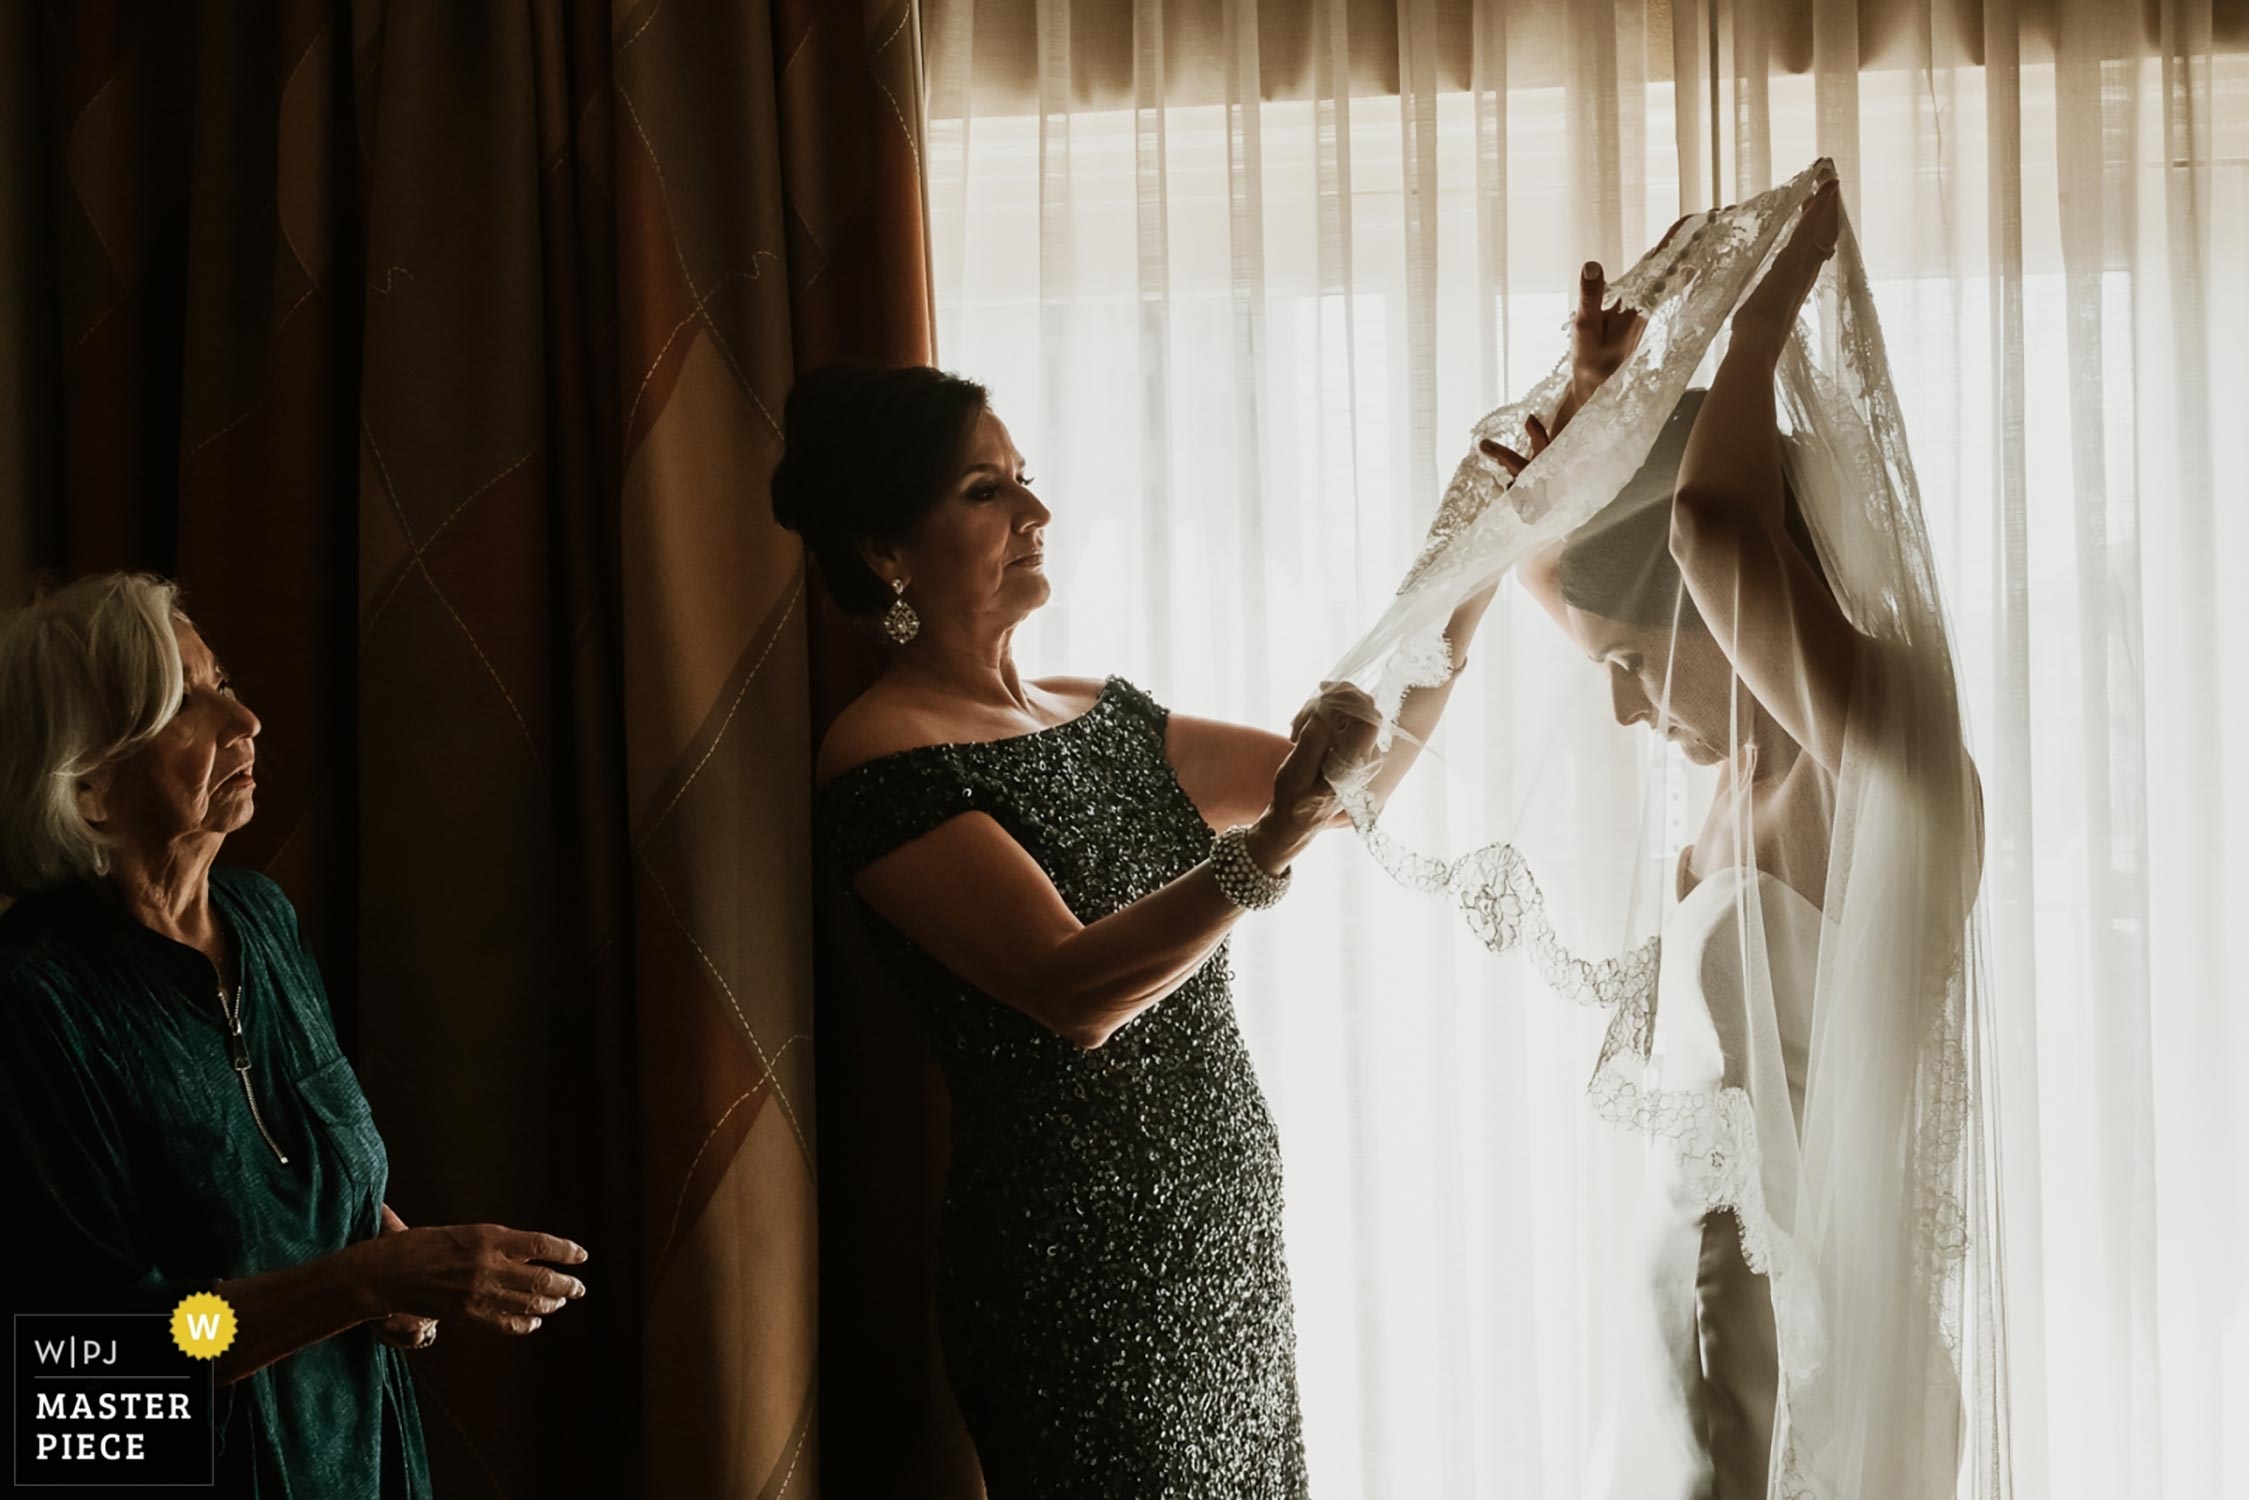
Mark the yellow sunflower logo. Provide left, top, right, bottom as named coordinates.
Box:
left=170, top=1291, right=236, bottom=1360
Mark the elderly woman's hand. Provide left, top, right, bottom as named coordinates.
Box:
left=355, top=1222, right=589, bottom=1337
left=371, top=1204, right=439, bottom=1350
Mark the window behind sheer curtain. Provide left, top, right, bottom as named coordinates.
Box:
left=930, top=13, right=2248, bottom=1494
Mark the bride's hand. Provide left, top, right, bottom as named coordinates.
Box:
left=1478, top=255, right=1659, bottom=480
left=1480, top=412, right=1552, bottom=480
left=1566, top=260, right=1650, bottom=408
left=1547, top=217, right=1695, bottom=438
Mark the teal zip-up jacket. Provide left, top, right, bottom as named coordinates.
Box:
left=0, top=866, right=430, bottom=1498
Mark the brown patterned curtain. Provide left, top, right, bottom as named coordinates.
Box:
left=0, top=1, right=932, bottom=1494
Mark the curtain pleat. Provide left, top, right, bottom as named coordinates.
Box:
left=2147, top=5, right=2229, bottom=1480
left=1133, top=0, right=1176, bottom=678
left=2053, top=6, right=2162, bottom=1490
left=1974, top=0, right=2056, bottom=1492
left=1221, top=0, right=1275, bottom=783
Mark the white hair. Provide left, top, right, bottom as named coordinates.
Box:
left=0, top=573, right=188, bottom=894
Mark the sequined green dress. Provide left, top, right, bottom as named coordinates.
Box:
left=818, top=676, right=1308, bottom=1498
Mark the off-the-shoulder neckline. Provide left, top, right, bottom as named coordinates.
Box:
left=816, top=676, right=1126, bottom=793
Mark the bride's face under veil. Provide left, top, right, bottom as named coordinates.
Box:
left=1525, top=388, right=1830, bottom=787
left=1534, top=523, right=1745, bottom=770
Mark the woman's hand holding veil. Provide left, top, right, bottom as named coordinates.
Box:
left=1552, top=258, right=1655, bottom=436
left=1489, top=215, right=1697, bottom=479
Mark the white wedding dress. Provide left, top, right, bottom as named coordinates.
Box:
left=1625, top=864, right=1818, bottom=1499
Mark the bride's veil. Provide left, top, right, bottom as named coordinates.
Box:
left=1325, top=161, right=2009, bottom=1498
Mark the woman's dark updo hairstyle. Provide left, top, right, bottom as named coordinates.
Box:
left=769, top=362, right=990, bottom=616
left=1558, top=387, right=1831, bottom=629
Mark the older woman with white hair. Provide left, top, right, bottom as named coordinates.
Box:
left=0, top=573, right=588, bottom=1498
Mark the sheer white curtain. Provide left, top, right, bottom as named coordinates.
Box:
left=924, top=1, right=2247, bottom=1494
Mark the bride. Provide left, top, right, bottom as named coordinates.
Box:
left=1501, top=176, right=1961, bottom=1495
left=1326, top=164, right=2003, bottom=1498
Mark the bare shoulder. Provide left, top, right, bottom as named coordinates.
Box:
left=815, top=675, right=1113, bottom=787
left=815, top=681, right=951, bottom=788
left=1031, top=674, right=1109, bottom=714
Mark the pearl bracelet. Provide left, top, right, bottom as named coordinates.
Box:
left=1210, top=825, right=1292, bottom=910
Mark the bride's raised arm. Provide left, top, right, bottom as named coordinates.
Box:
left=1667, top=178, right=1864, bottom=776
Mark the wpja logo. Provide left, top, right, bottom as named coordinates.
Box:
left=171, top=1293, right=236, bottom=1360
left=28, top=1337, right=119, bottom=1370
left=13, top=1307, right=217, bottom=1486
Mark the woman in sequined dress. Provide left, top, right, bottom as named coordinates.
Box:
left=773, top=363, right=1488, bottom=1497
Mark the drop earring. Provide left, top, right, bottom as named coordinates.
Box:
left=882, top=577, right=920, bottom=644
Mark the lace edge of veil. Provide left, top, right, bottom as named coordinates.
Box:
left=1347, top=785, right=1978, bottom=1285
